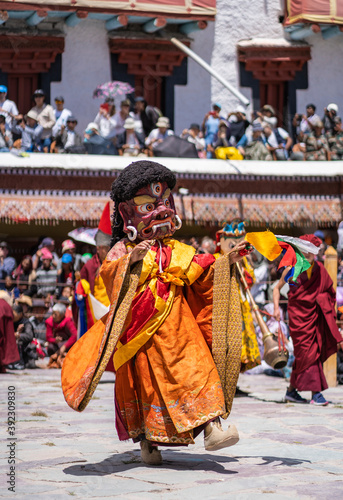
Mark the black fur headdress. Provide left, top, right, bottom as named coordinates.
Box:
left=110, top=160, right=177, bottom=244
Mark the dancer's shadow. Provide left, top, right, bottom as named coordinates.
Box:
left=63, top=451, right=310, bottom=477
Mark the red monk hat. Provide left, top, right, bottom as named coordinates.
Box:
left=299, top=234, right=322, bottom=248
left=95, top=202, right=112, bottom=247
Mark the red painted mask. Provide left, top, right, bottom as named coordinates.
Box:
left=119, top=181, right=179, bottom=241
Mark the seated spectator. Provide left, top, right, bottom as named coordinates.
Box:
left=292, top=103, right=320, bottom=137
left=59, top=239, right=81, bottom=272
left=16, top=295, right=33, bottom=317
left=117, top=117, right=146, bottom=157
left=113, top=99, right=132, bottom=137
left=237, top=121, right=272, bottom=160
left=133, top=97, right=161, bottom=137
left=35, top=248, right=58, bottom=298
left=57, top=253, right=75, bottom=298
left=4, top=275, right=20, bottom=300
left=0, top=291, right=19, bottom=373
left=257, top=104, right=277, bottom=128
left=52, top=95, right=72, bottom=137
left=326, top=116, right=343, bottom=161
left=304, top=119, right=330, bottom=161
left=212, top=121, right=243, bottom=160
left=0, top=114, right=13, bottom=151
left=180, top=123, right=206, bottom=156
left=11, top=304, right=35, bottom=369
left=10, top=111, right=43, bottom=152
left=94, top=99, right=117, bottom=139
left=145, top=117, right=174, bottom=153
left=12, top=255, right=37, bottom=296
left=83, top=122, right=117, bottom=155
left=199, top=236, right=216, bottom=254
left=202, top=103, right=224, bottom=158
left=228, top=105, right=250, bottom=145
left=323, top=103, right=339, bottom=134
left=54, top=116, right=84, bottom=154
left=0, top=84, right=19, bottom=129
left=29, top=89, right=56, bottom=152
left=61, top=285, right=73, bottom=302
left=0, top=241, right=16, bottom=291
left=263, top=124, right=293, bottom=160
left=29, top=298, right=49, bottom=345
left=45, top=303, right=77, bottom=357
left=32, top=237, right=58, bottom=270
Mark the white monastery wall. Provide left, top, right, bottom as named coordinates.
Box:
left=296, top=35, right=343, bottom=116
left=51, top=19, right=112, bottom=133
left=210, top=0, right=284, bottom=117
left=174, top=23, right=214, bottom=134
left=49, top=2, right=343, bottom=134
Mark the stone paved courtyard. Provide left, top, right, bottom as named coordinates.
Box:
left=1, top=368, right=342, bottom=499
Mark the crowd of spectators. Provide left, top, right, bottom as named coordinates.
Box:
left=1, top=84, right=341, bottom=160
left=1, top=227, right=343, bottom=380
left=0, top=237, right=91, bottom=370
left=202, top=102, right=343, bottom=161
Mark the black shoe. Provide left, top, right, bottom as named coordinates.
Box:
left=285, top=389, right=307, bottom=404
left=8, top=362, right=25, bottom=370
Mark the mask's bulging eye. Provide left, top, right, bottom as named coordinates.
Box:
left=151, top=182, right=162, bottom=196
left=164, top=199, right=170, bottom=208
left=137, top=203, right=155, bottom=214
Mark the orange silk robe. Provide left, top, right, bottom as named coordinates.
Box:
left=101, top=239, right=225, bottom=445
left=62, top=238, right=242, bottom=447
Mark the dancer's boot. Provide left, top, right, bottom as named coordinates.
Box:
left=140, top=440, right=163, bottom=465
left=204, top=418, right=239, bottom=451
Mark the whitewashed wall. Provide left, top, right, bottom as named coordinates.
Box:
left=296, top=34, right=343, bottom=116
left=173, top=23, right=214, bottom=134
left=51, top=19, right=111, bottom=134
left=210, top=0, right=284, bottom=119
left=49, top=4, right=343, bottom=135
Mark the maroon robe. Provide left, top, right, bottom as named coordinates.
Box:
left=0, top=298, right=20, bottom=371
left=288, top=261, right=341, bottom=392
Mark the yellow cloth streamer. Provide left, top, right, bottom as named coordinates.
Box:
left=245, top=231, right=282, bottom=261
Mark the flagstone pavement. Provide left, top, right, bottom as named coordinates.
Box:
left=1, top=367, right=342, bottom=500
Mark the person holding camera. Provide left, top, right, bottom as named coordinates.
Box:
left=11, top=111, right=43, bottom=152
left=292, top=104, right=320, bottom=137
left=323, top=103, right=339, bottom=134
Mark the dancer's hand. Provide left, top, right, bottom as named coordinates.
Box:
left=130, top=240, right=154, bottom=264
left=273, top=307, right=281, bottom=322
left=229, top=240, right=253, bottom=264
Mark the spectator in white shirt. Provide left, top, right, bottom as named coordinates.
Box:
left=145, top=117, right=174, bottom=152
left=0, top=85, right=19, bottom=129
left=180, top=123, right=205, bottom=156
left=293, top=103, right=320, bottom=137
left=0, top=114, right=12, bottom=152
left=29, top=89, right=56, bottom=152
left=52, top=96, right=72, bottom=137
left=94, top=99, right=117, bottom=139
left=263, top=124, right=293, bottom=160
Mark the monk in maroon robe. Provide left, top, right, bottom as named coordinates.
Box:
left=0, top=295, right=20, bottom=372
left=274, top=234, right=342, bottom=406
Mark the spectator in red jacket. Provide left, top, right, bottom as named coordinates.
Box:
left=45, top=303, right=77, bottom=357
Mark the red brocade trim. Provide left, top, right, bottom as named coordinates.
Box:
left=119, top=287, right=158, bottom=346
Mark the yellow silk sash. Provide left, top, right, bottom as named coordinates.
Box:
left=113, top=239, right=204, bottom=371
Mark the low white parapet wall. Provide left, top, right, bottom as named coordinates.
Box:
left=0, top=153, right=343, bottom=178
